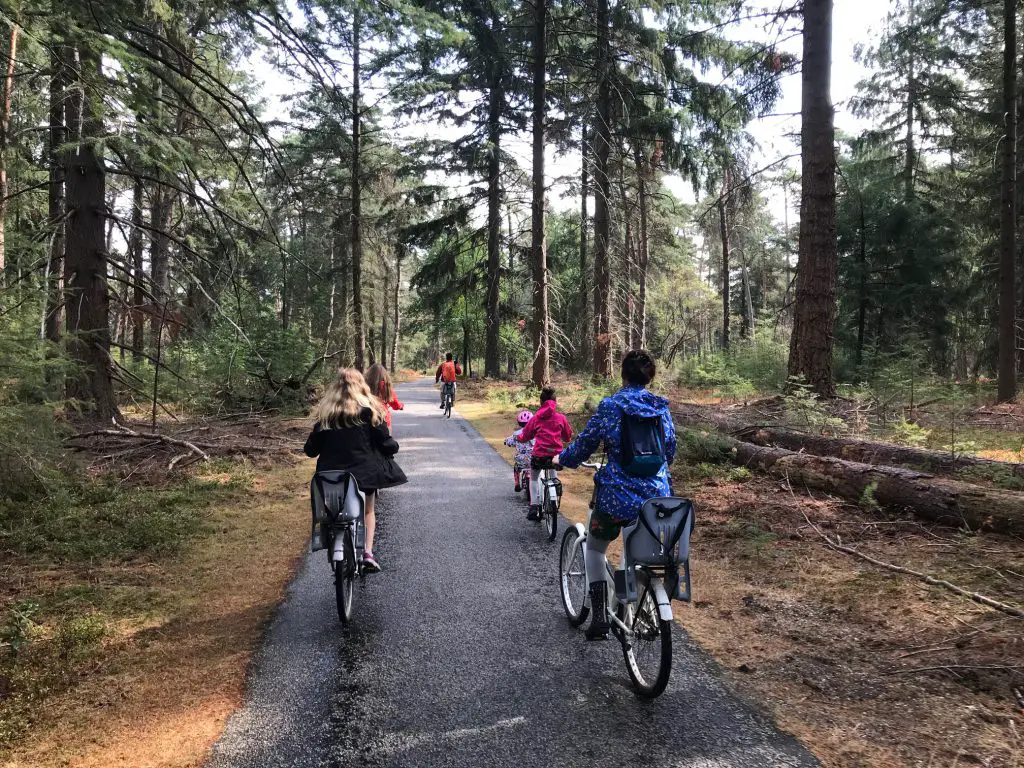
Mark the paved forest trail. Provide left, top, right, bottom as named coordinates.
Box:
left=206, top=380, right=817, bottom=768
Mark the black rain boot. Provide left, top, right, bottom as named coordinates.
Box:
left=585, top=582, right=610, bottom=641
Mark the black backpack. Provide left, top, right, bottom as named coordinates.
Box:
left=618, top=409, right=666, bottom=477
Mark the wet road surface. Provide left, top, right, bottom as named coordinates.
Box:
left=206, top=380, right=818, bottom=768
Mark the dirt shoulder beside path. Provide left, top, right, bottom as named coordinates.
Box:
left=1, top=421, right=313, bottom=768
left=459, top=388, right=1024, bottom=768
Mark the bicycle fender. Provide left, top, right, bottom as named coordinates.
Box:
left=651, top=580, right=673, bottom=622
left=571, top=522, right=586, bottom=540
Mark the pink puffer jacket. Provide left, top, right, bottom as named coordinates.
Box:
left=516, top=400, right=572, bottom=458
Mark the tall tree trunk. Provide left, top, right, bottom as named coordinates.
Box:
left=390, top=245, right=402, bottom=374
left=855, top=192, right=867, bottom=369
left=45, top=44, right=66, bottom=342
left=579, top=123, right=591, bottom=366
left=788, top=0, right=838, bottom=397
left=619, top=152, right=635, bottom=350
left=530, top=0, right=550, bottom=387
left=0, top=23, right=19, bottom=275
left=129, top=177, right=145, bottom=360
left=350, top=8, right=366, bottom=371
left=998, top=0, right=1018, bottom=402
left=484, top=31, right=504, bottom=379
left=592, top=0, right=612, bottom=376
left=149, top=183, right=172, bottom=346
left=718, top=172, right=731, bottom=351
left=280, top=220, right=290, bottom=331
left=64, top=43, right=117, bottom=420
left=380, top=267, right=389, bottom=365
left=634, top=145, right=650, bottom=350
left=903, top=0, right=917, bottom=203
left=332, top=207, right=350, bottom=365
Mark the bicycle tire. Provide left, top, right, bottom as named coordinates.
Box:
left=559, top=528, right=589, bottom=627
left=621, top=583, right=672, bottom=698
left=544, top=498, right=558, bottom=541
left=335, top=527, right=356, bottom=624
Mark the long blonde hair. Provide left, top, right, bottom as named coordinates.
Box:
left=364, top=363, right=394, bottom=404
left=313, top=368, right=386, bottom=429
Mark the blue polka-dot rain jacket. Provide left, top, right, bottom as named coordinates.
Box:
left=558, top=385, right=677, bottom=523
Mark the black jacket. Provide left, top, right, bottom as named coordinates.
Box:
left=303, top=408, right=408, bottom=492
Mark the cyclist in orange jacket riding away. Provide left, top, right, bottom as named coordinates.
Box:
left=434, top=352, right=462, bottom=409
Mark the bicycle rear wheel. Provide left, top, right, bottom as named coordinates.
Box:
left=620, top=583, right=672, bottom=698
left=444, top=394, right=452, bottom=418
left=335, top=527, right=356, bottom=624
left=543, top=497, right=558, bottom=541
left=559, top=528, right=589, bottom=627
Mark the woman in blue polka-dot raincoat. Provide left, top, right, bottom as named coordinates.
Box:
left=554, top=350, right=676, bottom=640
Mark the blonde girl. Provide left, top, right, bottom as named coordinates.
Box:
left=304, top=368, right=407, bottom=572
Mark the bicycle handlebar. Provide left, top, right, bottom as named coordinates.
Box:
left=581, top=461, right=603, bottom=470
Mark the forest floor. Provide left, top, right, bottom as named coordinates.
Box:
left=0, top=415, right=312, bottom=768
left=457, top=378, right=1024, bottom=768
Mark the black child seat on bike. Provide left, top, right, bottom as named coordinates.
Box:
left=621, top=497, right=694, bottom=603
left=309, top=471, right=365, bottom=551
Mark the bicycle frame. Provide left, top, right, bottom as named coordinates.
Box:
left=580, top=521, right=674, bottom=640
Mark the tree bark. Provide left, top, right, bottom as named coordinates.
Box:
left=728, top=439, right=1024, bottom=535
left=619, top=152, right=635, bottom=351
left=45, top=44, right=67, bottom=342
left=530, top=0, right=550, bottom=387
left=579, top=123, right=591, bottom=366
left=634, top=145, right=650, bottom=350
left=0, top=23, right=19, bottom=274
left=64, top=42, right=118, bottom=421
left=592, top=0, right=612, bottom=377
left=718, top=171, right=731, bottom=351
left=788, top=0, right=838, bottom=397
left=855, top=191, right=867, bottom=368
left=997, top=0, right=1017, bottom=402
left=351, top=7, right=366, bottom=371
left=129, top=177, right=145, bottom=360
left=484, top=22, right=504, bottom=379
left=390, top=245, right=402, bottom=373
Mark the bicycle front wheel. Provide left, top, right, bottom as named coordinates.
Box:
left=335, top=527, right=356, bottom=624
left=621, top=584, right=672, bottom=698
left=559, top=528, right=589, bottom=627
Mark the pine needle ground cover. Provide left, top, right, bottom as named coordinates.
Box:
left=461, top=380, right=1024, bottom=768
left=0, top=419, right=311, bottom=768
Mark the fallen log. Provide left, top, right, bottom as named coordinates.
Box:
left=693, top=431, right=1024, bottom=535
left=673, top=407, right=1024, bottom=480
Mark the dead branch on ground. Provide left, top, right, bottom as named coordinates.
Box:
left=801, top=512, right=1024, bottom=620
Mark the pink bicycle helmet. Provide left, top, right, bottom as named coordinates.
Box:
left=516, top=410, right=533, bottom=426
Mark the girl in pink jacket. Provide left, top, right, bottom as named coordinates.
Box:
left=517, top=388, right=573, bottom=519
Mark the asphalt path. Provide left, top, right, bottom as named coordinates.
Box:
left=206, top=379, right=818, bottom=768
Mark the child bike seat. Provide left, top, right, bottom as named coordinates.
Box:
left=622, top=497, right=694, bottom=602
left=311, top=471, right=365, bottom=525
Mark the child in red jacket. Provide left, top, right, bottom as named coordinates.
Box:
left=517, top=387, right=573, bottom=520
left=364, top=364, right=403, bottom=430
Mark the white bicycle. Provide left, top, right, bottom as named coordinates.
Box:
left=558, top=461, right=694, bottom=698
left=533, top=462, right=561, bottom=542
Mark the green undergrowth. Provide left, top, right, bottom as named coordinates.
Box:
left=0, top=476, right=241, bottom=563
left=0, top=469, right=246, bottom=752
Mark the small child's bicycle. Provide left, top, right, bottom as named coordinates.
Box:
left=536, top=463, right=561, bottom=542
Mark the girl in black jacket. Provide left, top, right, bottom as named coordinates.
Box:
left=304, top=368, right=407, bottom=572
